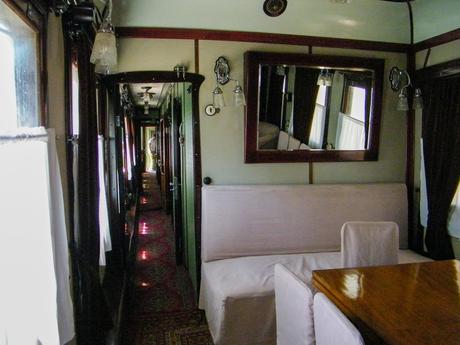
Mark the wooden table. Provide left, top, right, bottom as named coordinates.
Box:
left=312, top=260, right=460, bottom=345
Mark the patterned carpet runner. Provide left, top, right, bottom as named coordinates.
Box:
left=122, top=172, right=213, bottom=345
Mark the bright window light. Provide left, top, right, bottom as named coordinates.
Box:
left=347, top=86, right=366, bottom=122
left=0, top=31, right=18, bottom=130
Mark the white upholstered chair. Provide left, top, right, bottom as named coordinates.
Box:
left=277, top=131, right=289, bottom=150
left=274, top=264, right=315, bottom=345
left=341, top=221, right=399, bottom=268
left=287, top=136, right=301, bottom=150
left=313, top=293, right=365, bottom=345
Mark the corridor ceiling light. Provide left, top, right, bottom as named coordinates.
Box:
left=90, top=0, right=117, bottom=74
left=330, top=0, right=352, bottom=3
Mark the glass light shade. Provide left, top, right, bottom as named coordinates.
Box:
left=324, top=71, right=333, bottom=87
left=90, top=25, right=117, bottom=68
left=233, top=82, right=246, bottom=107
left=213, top=86, right=225, bottom=109
left=413, top=88, right=423, bottom=110
left=397, top=91, right=409, bottom=111
left=317, top=70, right=326, bottom=86
left=94, top=64, right=117, bottom=75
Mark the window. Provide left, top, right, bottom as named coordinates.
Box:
left=0, top=1, right=74, bottom=343
left=336, top=76, right=370, bottom=150
left=0, top=0, right=41, bottom=130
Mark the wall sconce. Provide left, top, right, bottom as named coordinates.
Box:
left=90, top=0, right=118, bottom=74
left=205, top=56, right=246, bottom=116
left=389, top=66, right=423, bottom=111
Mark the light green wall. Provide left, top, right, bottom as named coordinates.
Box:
left=118, top=39, right=407, bottom=186
left=413, top=0, right=460, bottom=42
left=113, top=0, right=411, bottom=43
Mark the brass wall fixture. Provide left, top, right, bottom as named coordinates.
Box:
left=205, top=56, right=246, bottom=116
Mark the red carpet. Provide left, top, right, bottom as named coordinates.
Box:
left=123, top=172, right=213, bottom=345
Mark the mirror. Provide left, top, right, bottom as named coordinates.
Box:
left=244, top=51, right=384, bottom=163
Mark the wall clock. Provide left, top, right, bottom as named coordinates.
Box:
left=263, top=0, right=287, bottom=17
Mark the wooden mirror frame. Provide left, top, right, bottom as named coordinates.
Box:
left=244, top=51, right=385, bottom=163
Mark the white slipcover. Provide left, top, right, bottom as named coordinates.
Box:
left=277, top=131, right=289, bottom=150
left=201, top=184, right=409, bottom=262
left=314, top=293, right=364, bottom=345
left=199, top=250, right=429, bottom=345
left=288, top=137, right=301, bottom=150
left=341, top=221, right=399, bottom=268
left=274, top=264, right=315, bottom=345
left=199, top=183, right=429, bottom=345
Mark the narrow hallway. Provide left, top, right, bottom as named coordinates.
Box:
left=122, top=172, right=213, bottom=345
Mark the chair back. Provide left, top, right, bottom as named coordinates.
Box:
left=313, top=293, right=365, bottom=345
left=274, top=264, right=315, bottom=345
left=341, top=221, right=399, bottom=268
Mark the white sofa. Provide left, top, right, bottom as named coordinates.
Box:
left=199, top=184, right=429, bottom=345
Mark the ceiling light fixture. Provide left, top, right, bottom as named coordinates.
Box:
left=139, top=86, right=155, bottom=115
left=90, top=0, right=117, bottom=74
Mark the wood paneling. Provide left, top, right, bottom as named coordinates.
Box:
left=414, top=28, right=460, bottom=52
left=415, top=58, right=460, bottom=82
left=116, top=27, right=410, bottom=53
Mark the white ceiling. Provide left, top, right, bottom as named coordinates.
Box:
left=112, top=0, right=459, bottom=44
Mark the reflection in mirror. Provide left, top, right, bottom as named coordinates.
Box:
left=258, top=65, right=373, bottom=151
left=244, top=51, right=384, bottom=163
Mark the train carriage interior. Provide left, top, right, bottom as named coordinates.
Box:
left=0, top=0, right=459, bottom=344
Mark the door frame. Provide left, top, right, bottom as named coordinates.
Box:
left=103, top=71, right=205, bottom=287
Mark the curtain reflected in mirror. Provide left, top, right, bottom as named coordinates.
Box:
left=257, top=65, right=373, bottom=151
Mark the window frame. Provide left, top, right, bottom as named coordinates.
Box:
left=1, top=0, right=48, bottom=127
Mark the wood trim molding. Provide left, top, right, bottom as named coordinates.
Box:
left=414, top=28, right=460, bottom=52
left=116, top=27, right=410, bottom=53
left=416, top=58, right=460, bottom=82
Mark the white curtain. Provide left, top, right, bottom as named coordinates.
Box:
left=419, top=138, right=428, bottom=228
left=448, top=187, right=460, bottom=238
left=308, top=104, right=326, bottom=149
left=72, top=139, right=79, bottom=245
left=336, top=112, right=365, bottom=150
left=98, top=136, right=112, bottom=266
left=0, top=128, right=74, bottom=345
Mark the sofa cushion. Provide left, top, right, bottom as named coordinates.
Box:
left=202, top=184, right=409, bottom=262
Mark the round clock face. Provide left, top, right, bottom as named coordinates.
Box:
left=263, top=0, right=288, bottom=17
